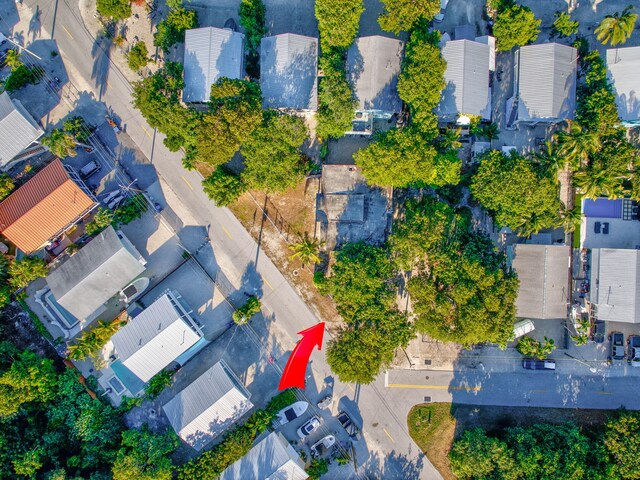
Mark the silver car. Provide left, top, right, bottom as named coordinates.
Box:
left=609, top=332, right=625, bottom=362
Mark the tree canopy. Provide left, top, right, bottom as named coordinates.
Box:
left=96, top=0, right=131, bottom=21
left=112, top=429, right=178, bottom=480
left=315, top=0, right=364, bottom=50
left=595, top=6, right=637, bottom=46
left=316, top=51, right=357, bottom=140
left=128, top=42, right=149, bottom=71
left=552, top=11, right=579, bottom=37
left=241, top=112, right=309, bottom=192
left=202, top=166, right=246, bottom=206
left=154, top=6, right=198, bottom=52
left=378, top=0, right=440, bottom=34
left=493, top=3, right=541, bottom=51
left=41, top=129, right=77, bottom=158
left=470, top=150, right=561, bottom=235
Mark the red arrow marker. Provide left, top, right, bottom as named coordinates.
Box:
left=278, top=322, right=325, bottom=390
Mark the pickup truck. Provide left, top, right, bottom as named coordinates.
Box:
left=337, top=410, right=361, bottom=440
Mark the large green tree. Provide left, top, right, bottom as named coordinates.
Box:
left=154, top=6, right=198, bottom=52
left=9, top=257, right=48, bottom=289
left=378, top=0, right=440, bottom=34
left=604, top=412, right=640, bottom=479
left=449, top=428, right=515, bottom=479
left=355, top=127, right=460, bottom=188
left=41, top=129, right=77, bottom=158
left=239, top=0, right=266, bottom=53
left=316, top=51, right=356, bottom=140
left=595, top=6, right=637, bottom=46
left=471, top=150, right=560, bottom=234
left=241, top=113, right=308, bottom=192
left=112, top=429, right=178, bottom=480
left=493, top=3, right=541, bottom=51
left=315, top=0, right=364, bottom=50
left=202, top=166, right=246, bottom=206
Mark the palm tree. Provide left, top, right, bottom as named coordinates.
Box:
left=556, top=202, right=582, bottom=233
left=41, top=129, right=77, bottom=158
left=595, top=6, right=638, bottom=46
left=289, top=233, right=324, bottom=267
left=516, top=213, right=547, bottom=237
left=554, top=123, right=601, bottom=170
left=574, top=169, right=625, bottom=199
left=535, top=140, right=564, bottom=174
left=439, top=128, right=462, bottom=151
left=482, top=123, right=500, bottom=148
left=5, top=49, right=23, bottom=71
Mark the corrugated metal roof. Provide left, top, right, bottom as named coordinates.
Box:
left=163, top=361, right=253, bottom=451
left=591, top=249, right=640, bottom=323
left=183, top=27, right=245, bottom=103
left=111, top=292, right=202, bottom=382
left=511, top=244, right=569, bottom=320
left=517, top=43, right=577, bottom=121
left=260, top=34, right=318, bottom=110
left=0, top=93, right=43, bottom=166
left=47, top=226, right=146, bottom=321
left=0, top=159, right=97, bottom=253
left=438, top=39, right=491, bottom=119
left=606, top=46, right=640, bottom=122
left=347, top=36, right=404, bottom=112
left=219, top=432, right=307, bottom=480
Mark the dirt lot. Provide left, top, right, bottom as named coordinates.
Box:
left=407, top=403, right=612, bottom=480
left=228, top=180, right=341, bottom=329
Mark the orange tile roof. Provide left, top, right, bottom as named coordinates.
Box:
left=0, top=159, right=97, bottom=253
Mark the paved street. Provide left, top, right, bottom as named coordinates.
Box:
left=2, top=0, right=440, bottom=477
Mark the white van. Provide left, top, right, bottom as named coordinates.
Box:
left=513, top=319, right=535, bottom=340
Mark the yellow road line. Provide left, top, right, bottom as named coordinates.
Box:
left=387, top=383, right=481, bottom=391
left=262, top=275, right=273, bottom=290
left=221, top=225, right=233, bottom=240
left=181, top=176, right=194, bottom=190
left=62, top=25, right=74, bottom=39
left=383, top=428, right=395, bottom=444
left=141, top=125, right=152, bottom=139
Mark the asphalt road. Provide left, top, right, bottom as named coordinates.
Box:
left=8, top=0, right=440, bottom=477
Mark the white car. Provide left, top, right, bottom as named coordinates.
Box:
left=310, top=435, right=336, bottom=458
left=433, top=0, right=449, bottom=22
left=297, top=416, right=321, bottom=440
left=273, top=401, right=309, bottom=427
left=629, top=335, right=640, bottom=367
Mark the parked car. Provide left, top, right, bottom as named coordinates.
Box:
left=337, top=410, right=362, bottom=440
left=593, top=320, right=605, bottom=343
left=297, top=416, right=321, bottom=440
left=310, top=435, right=336, bottom=458
left=101, top=189, right=122, bottom=205
left=609, top=332, right=625, bottom=362
left=108, top=193, right=126, bottom=210
left=628, top=335, right=640, bottom=367
left=80, top=160, right=100, bottom=178
left=522, top=359, right=556, bottom=370
left=272, top=401, right=309, bottom=427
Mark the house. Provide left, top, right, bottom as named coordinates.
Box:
left=0, top=92, right=44, bottom=169
left=218, top=431, right=307, bottom=480
left=606, top=46, right=640, bottom=127
left=163, top=360, right=253, bottom=451
left=44, top=226, right=146, bottom=331
left=580, top=197, right=640, bottom=250
left=590, top=249, right=640, bottom=324
left=0, top=158, right=98, bottom=253
left=183, top=27, right=245, bottom=103
left=260, top=33, right=318, bottom=111
left=507, top=43, right=577, bottom=126
left=108, top=290, right=204, bottom=391
left=346, top=36, right=404, bottom=133
left=316, top=165, right=391, bottom=250
left=438, top=37, right=493, bottom=121
left=508, top=244, right=570, bottom=320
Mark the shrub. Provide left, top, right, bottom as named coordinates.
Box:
left=128, top=42, right=149, bottom=71
left=264, top=389, right=297, bottom=416
left=516, top=336, right=555, bottom=360
left=0, top=174, right=15, bottom=201
left=232, top=296, right=261, bottom=324
left=9, top=257, right=48, bottom=289
left=3, top=65, right=37, bottom=92
left=112, top=194, right=148, bottom=226
left=96, top=0, right=131, bottom=21
left=145, top=369, right=173, bottom=399
left=67, top=319, right=125, bottom=363
left=553, top=11, right=579, bottom=38
left=85, top=208, right=115, bottom=237
left=154, top=7, right=198, bottom=52
left=306, top=458, right=329, bottom=479
left=202, top=166, right=246, bottom=206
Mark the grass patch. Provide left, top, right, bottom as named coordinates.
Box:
left=18, top=299, right=53, bottom=341
left=573, top=193, right=583, bottom=249
left=408, top=403, right=457, bottom=480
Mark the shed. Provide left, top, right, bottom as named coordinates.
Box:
left=111, top=291, right=203, bottom=382
left=46, top=226, right=146, bottom=324
left=183, top=27, right=245, bottom=103
left=0, top=92, right=43, bottom=168
left=606, top=46, right=640, bottom=126
left=260, top=34, right=318, bottom=110
left=163, top=360, right=253, bottom=451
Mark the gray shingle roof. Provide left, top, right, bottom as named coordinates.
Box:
left=163, top=361, right=253, bottom=451
left=347, top=36, right=404, bottom=113
left=510, top=244, right=570, bottom=320
left=0, top=92, right=43, bottom=166
left=260, top=34, right=318, bottom=110
left=606, top=46, right=640, bottom=123
left=111, top=291, right=202, bottom=382
left=516, top=43, right=577, bottom=122
left=591, top=249, right=640, bottom=323
left=438, top=39, right=491, bottom=119
left=183, top=27, right=245, bottom=103
left=47, top=226, right=146, bottom=321
left=218, top=432, right=307, bottom=480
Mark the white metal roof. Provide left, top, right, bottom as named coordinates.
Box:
left=218, top=432, right=307, bottom=480
left=47, top=226, right=146, bottom=322
left=606, top=46, right=640, bottom=123
left=591, top=249, right=640, bottom=323
left=111, top=291, right=202, bottom=382
left=260, top=34, right=318, bottom=110
left=163, top=361, right=253, bottom=451
left=183, top=27, right=245, bottom=103
left=438, top=39, right=491, bottom=119
left=516, top=43, right=577, bottom=122
left=0, top=93, right=43, bottom=166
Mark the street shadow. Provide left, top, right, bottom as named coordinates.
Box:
left=363, top=449, right=425, bottom=479
left=239, top=260, right=264, bottom=300
left=91, top=35, right=112, bottom=101
left=28, top=5, right=42, bottom=41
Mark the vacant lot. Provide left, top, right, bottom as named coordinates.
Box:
left=407, top=403, right=612, bottom=480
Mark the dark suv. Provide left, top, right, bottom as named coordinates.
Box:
left=609, top=332, right=625, bottom=362
left=522, top=359, right=556, bottom=370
